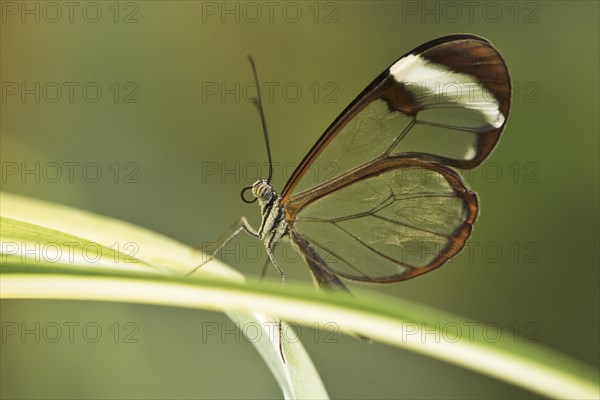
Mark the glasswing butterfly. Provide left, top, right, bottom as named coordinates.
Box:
left=192, top=34, right=511, bottom=295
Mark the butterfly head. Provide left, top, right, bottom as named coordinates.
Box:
left=252, top=179, right=274, bottom=202
left=241, top=179, right=273, bottom=204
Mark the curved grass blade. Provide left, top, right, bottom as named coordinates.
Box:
left=0, top=191, right=328, bottom=400
left=1, top=261, right=598, bottom=400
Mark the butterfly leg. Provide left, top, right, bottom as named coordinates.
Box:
left=259, top=257, right=271, bottom=281
left=265, top=244, right=284, bottom=287
left=264, top=242, right=287, bottom=362
left=187, top=217, right=260, bottom=276
left=277, top=319, right=285, bottom=364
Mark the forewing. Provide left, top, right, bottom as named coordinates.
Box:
left=282, top=35, right=510, bottom=201
left=285, top=157, right=477, bottom=282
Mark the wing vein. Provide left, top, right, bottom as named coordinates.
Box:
left=371, top=214, right=453, bottom=239
left=302, top=233, right=371, bottom=278
left=414, top=119, right=487, bottom=133
left=332, top=222, right=417, bottom=269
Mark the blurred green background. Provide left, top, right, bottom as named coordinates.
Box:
left=1, top=1, right=598, bottom=398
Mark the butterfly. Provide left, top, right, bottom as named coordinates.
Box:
left=192, top=34, right=511, bottom=294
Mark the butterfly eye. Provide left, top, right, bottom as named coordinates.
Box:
left=253, top=180, right=273, bottom=201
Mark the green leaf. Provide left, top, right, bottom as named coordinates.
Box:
left=2, top=192, right=599, bottom=399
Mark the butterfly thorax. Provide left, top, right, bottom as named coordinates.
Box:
left=252, top=180, right=289, bottom=247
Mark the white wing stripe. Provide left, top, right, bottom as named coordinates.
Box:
left=389, top=54, right=505, bottom=128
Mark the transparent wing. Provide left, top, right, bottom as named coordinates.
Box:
left=282, top=35, right=511, bottom=201
left=285, top=157, right=477, bottom=282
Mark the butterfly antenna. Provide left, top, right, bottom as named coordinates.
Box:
left=247, top=54, right=274, bottom=183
